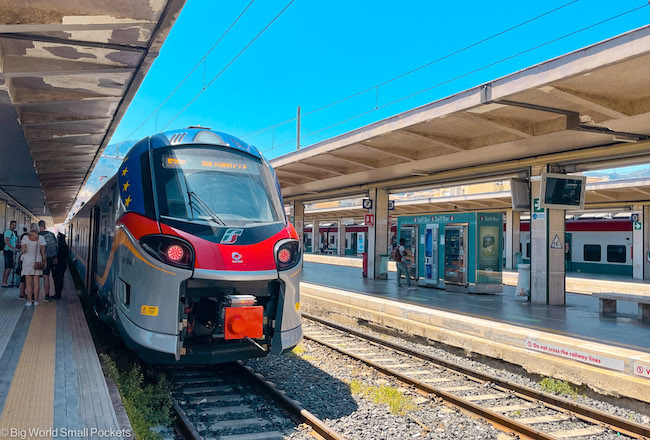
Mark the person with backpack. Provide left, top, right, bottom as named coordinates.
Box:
left=38, top=221, right=58, bottom=302
left=51, top=232, right=69, bottom=300
left=393, top=238, right=415, bottom=290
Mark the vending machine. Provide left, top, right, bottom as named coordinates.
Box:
left=444, top=225, right=468, bottom=286
left=421, top=224, right=439, bottom=286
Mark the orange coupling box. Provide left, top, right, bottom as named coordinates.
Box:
left=224, top=306, right=264, bottom=340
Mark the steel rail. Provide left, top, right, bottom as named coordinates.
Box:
left=236, top=361, right=347, bottom=440
left=171, top=400, right=204, bottom=440
left=304, top=313, right=650, bottom=439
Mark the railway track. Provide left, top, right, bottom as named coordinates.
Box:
left=302, top=313, right=650, bottom=440
left=168, top=362, right=345, bottom=440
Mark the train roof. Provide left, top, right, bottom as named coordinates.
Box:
left=127, top=128, right=261, bottom=160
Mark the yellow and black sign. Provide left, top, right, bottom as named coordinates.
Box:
left=141, top=305, right=159, bottom=316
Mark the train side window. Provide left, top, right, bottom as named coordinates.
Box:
left=606, top=245, right=626, bottom=263
left=583, top=244, right=601, bottom=262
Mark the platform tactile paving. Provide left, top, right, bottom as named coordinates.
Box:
left=0, top=302, right=57, bottom=440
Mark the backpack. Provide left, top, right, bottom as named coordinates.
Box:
left=42, top=231, right=58, bottom=258
left=391, top=246, right=402, bottom=262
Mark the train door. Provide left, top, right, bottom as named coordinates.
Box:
left=399, top=225, right=418, bottom=280
left=444, top=225, right=468, bottom=285
left=350, top=232, right=358, bottom=255
left=565, top=232, right=572, bottom=272
left=423, top=224, right=439, bottom=283
left=88, top=205, right=101, bottom=296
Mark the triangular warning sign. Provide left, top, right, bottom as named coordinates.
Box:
left=550, top=234, right=562, bottom=249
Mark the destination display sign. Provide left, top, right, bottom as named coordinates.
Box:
left=162, top=151, right=251, bottom=172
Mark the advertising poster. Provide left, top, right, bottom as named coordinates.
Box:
left=478, top=224, right=501, bottom=284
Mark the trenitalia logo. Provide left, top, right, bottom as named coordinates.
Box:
left=221, top=228, right=244, bottom=244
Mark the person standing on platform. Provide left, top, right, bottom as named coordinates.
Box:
left=38, top=221, right=58, bottom=302
left=20, top=223, right=46, bottom=306
left=2, top=220, right=19, bottom=287
left=51, top=232, right=68, bottom=300
left=18, top=227, right=29, bottom=299
left=395, top=238, right=416, bottom=290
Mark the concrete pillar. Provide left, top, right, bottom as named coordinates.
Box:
left=643, top=205, right=650, bottom=280
left=530, top=165, right=566, bottom=305
left=505, top=210, right=521, bottom=270
left=367, top=188, right=389, bottom=279
left=337, top=220, right=346, bottom=256
left=312, top=220, right=320, bottom=254
left=289, top=201, right=305, bottom=250
left=633, top=206, right=643, bottom=280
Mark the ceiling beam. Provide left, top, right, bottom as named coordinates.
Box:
left=324, top=153, right=377, bottom=170
left=399, top=129, right=466, bottom=152
left=357, top=142, right=416, bottom=161
left=590, top=190, right=616, bottom=201
left=1, top=67, right=134, bottom=79
left=542, top=86, right=627, bottom=119
left=0, top=32, right=147, bottom=52
left=22, top=117, right=112, bottom=127
left=295, top=162, right=345, bottom=176
left=460, top=112, right=533, bottom=138
left=276, top=169, right=319, bottom=182
left=632, top=187, right=650, bottom=197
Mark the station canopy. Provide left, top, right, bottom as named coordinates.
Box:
left=271, top=26, right=650, bottom=203
left=0, top=0, right=185, bottom=222
left=303, top=178, right=650, bottom=222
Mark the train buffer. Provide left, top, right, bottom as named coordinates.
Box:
left=593, top=291, right=650, bottom=320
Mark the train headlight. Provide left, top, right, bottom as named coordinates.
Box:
left=166, top=244, right=184, bottom=262
left=140, top=235, right=194, bottom=269
left=275, top=239, right=300, bottom=271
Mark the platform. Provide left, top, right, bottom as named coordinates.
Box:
left=300, top=261, right=650, bottom=403
left=304, top=254, right=650, bottom=297
left=0, top=271, right=129, bottom=439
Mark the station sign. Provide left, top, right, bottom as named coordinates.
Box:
left=524, top=337, right=624, bottom=371
left=364, top=214, right=375, bottom=226
left=633, top=222, right=642, bottom=231
left=341, top=218, right=355, bottom=225
left=632, top=213, right=639, bottom=222
left=362, top=199, right=373, bottom=210
left=388, top=200, right=395, bottom=211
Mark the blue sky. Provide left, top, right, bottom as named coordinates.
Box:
left=107, top=0, right=649, bottom=160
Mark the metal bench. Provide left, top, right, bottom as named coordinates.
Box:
left=592, top=292, right=650, bottom=320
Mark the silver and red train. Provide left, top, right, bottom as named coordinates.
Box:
left=68, top=128, right=302, bottom=364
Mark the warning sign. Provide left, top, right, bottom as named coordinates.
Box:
left=634, top=362, right=650, bottom=379
left=525, top=338, right=624, bottom=371
left=550, top=234, right=562, bottom=249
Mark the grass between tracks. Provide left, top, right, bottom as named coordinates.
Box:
left=349, top=380, right=415, bottom=415
left=539, top=377, right=579, bottom=397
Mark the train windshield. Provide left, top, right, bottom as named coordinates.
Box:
left=153, top=146, right=284, bottom=227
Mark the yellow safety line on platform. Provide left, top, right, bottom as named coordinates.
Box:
left=0, top=303, right=57, bottom=440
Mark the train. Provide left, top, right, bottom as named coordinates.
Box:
left=68, top=128, right=302, bottom=364
left=303, top=217, right=633, bottom=276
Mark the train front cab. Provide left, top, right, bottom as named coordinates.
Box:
left=70, top=129, right=302, bottom=364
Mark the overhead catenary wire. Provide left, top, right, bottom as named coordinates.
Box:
left=262, top=2, right=649, bottom=154
left=160, top=0, right=297, bottom=131
left=239, top=0, right=582, bottom=141
left=117, top=0, right=257, bottom=144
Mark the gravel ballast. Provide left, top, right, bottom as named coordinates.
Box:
left=247, top=340, right=501, bottom=440
left=303, top=307, right=650, bottom=428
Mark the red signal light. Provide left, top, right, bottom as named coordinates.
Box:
left=278, top=248, right=292, bottom=264
left=166, top=244, right=184, bottom=262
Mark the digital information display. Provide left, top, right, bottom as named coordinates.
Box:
left=540, top=173, right=586, bottom=210
left=162, top=151, right=251, bottom=173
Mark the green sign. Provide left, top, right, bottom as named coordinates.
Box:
left=533, top=198, right=544, bottom=213
left=634, top=222, right=642, bottom=231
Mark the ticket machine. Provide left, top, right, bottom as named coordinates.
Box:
left=444, top=225, right=468, bottom=287
left=420, top=224, right=439, bottom=286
